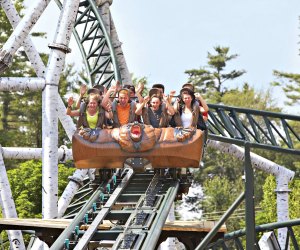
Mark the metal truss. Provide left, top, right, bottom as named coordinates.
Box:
left=208, top=104, right=300, bottom=153
left=55, top=0, right=121, bottom=87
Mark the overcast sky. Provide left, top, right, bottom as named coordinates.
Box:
left=25, top=0, right=300, bottom=113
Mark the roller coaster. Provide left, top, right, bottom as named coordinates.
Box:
left=0, top=0, right=300, bottom=249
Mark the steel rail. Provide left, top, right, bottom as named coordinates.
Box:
left=73, top=168, right=134, bottom=249
left=50, top=169, right=122, bottom=250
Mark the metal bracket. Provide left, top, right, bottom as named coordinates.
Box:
left=48, top=42, right=72, bottom=53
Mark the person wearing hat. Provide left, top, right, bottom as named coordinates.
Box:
left=101, top=85, right=140, bottom=128
left=135, top=88, right=175, bottom=128
left=181, top=83, right=209, bottom=122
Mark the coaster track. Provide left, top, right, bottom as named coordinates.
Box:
left=51, top=169, right=179, bottom=250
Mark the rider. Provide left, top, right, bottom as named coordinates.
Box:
left=66, top=92, right=112, bottom=129
left=136, top=88, right=175, bottom=128
left=102, top=86, right=139, bottom=128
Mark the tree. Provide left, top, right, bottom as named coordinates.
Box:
left=7, top=160, right=74, bottom=218
left=0, top=0, right=44, bottom=149
left=0, top=160, right=74, bottom=247
left=272, top=70, right=300, bottom=106
left=131, top=75, right=149, bottom=96
left=202, top=176, right=244, bottom=232
left=185, top=46, right=246, bottom=103
left=221, top=83, right=281, bottom=112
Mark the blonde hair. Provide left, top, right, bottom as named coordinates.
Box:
left=119, top=89, right=130, bottom=97
left=87, top=93, right=100, bottom=104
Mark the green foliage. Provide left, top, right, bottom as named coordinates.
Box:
left=202, top=176, right=244, bottom=231
left=194, top=147, right=244, bottom=183
left=256, top=175, right=277, bottom=224
left=7, top=160, right=75, bottom=218
left=132, top=75, right=149, bottom=96
left=185, top=46, right=246, bottom=103
left=272, top=70, right=300, bottom=106
left=221, top=83, right=281, bottom=112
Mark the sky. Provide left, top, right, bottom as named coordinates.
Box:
left=24, top=0, right=300, bottom=113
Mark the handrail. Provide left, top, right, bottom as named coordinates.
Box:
left=207, top=104, right=300, bottom=151
left=206, top=218, right=300, bottom=249
left=208, top=104, right=300, bottom=121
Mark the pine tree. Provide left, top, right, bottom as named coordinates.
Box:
left=272, top=70, right=300, bottom=106
left=185, top=46, right=246, bottom=103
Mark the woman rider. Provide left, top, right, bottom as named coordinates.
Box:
left=66, top=92, right=112, bottom=129
left=173, top=88, right=201, bottom=128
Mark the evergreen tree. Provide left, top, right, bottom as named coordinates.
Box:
left=272, top=70, right=300, bottom=106
left=185, top=46, right=246, bottom=103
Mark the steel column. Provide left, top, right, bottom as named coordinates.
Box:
left=244, top=142, right=257, bottom=249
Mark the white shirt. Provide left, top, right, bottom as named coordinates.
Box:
left=181, top=112, right=193, bottom=128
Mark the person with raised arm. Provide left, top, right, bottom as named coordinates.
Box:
left=135, top=88, right=175, bottom=128
left=102, top=85, right=139, bottom=128
left=66, top=92, right=112, bottom=129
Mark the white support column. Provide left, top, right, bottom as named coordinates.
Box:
left=207, top=140, right=294, bottom=180
left=0, top=0, right=51, bottom=71
left=42, top=0, right=80, bottom=219
left=207, top=140, right=294, bottom=247
left=0, top=149, right=25, bottom=250
left=276, top=175, right=290, bottom=248
left=96, top=0, right=112, bottom=35
left=96, top=0, right=132, bottom=84
left=2, top=0, right=77, bottom=137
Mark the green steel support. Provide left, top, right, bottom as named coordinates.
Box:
left=263, top=116, right=277, bottom=146
left=207, top=219, right=300, bottom=248
left=195, top=192, right=245, bottom=250
left=244, top=142, right=257, bottom=249
left=281, top=119, right=293, bottom=148
left=217, top=109, right=237, bottom=138
left=229, top=109, right=249, bottom=140
left=208, top=104, right=300, bottom=151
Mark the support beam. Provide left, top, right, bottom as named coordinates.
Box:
left=42, top=0, right=80, bottom=219
left=0, top=77, right=45, bottom=91
left=0, top=149, right=25, bottom=249
left=1, top=147, right=72, bottom=161
left=0, top=0, right=47, bottom=77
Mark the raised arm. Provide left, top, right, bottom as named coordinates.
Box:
left=163, top=93, right=175, bottom=116
left=135, top=82, right=145, bottom=104
left=135, top=96, right=149, bottom=116
left=195, top=92, right=209, bottom=113
left=75, top=84, right=87, bottom=109
left=66, top=97, right=80, bottom=117
left=101, top=85, right=116, bottom=110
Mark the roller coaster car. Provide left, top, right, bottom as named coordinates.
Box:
left=72, top=123, right=204, bottom=169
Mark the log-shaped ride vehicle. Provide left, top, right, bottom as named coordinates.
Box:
left=72, top=123, right=204, bottom=169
